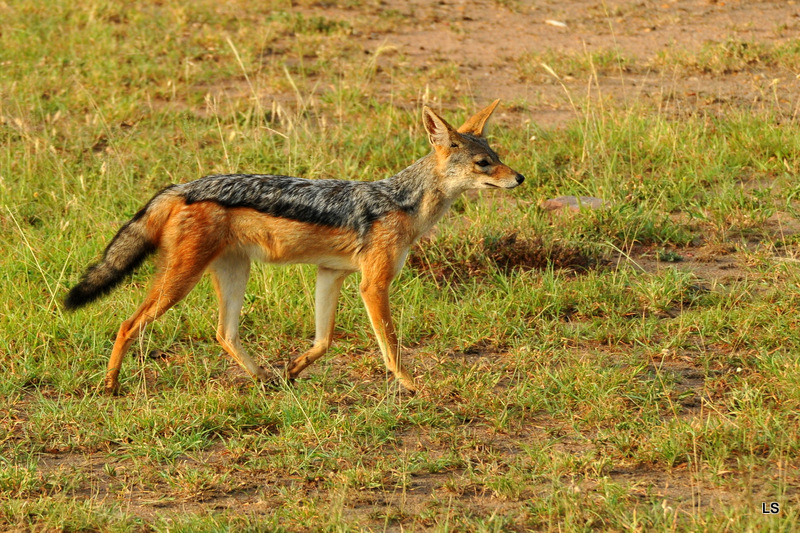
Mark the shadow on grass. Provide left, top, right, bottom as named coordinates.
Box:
left=407, top=232, right=600, bottom=285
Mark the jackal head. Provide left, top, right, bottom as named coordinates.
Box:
left=422, top=100, right=525, bottom=195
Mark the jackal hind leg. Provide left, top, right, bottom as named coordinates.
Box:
left=105, top=249, right=215, bottom=394
left=209, top=252, right=273, bottom=383
left=286, top=267, right=350, bottom=381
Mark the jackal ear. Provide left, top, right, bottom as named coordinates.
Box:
left=422, top=106, right=457, bottom=148
left=457, top=99, right=500, bottom=137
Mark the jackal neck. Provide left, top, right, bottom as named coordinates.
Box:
left=388, top=153, right=454, bottom=235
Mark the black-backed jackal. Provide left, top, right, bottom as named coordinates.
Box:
left=65, top=100, right=525, bottom=394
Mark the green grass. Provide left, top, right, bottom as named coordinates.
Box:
left=3, top=0, right=800, bottom=531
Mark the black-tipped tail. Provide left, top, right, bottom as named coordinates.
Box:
left=64, top=210, right=157, bottom=310
left=64, top=244, right=155, bottom=310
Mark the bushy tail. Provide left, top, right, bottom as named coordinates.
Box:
left=64, top=189, right=174, bottom=310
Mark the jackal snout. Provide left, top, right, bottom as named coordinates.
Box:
left=483, top=161, right=525, bottom=190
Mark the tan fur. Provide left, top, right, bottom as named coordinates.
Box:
left=228, top=208, right=362, bottom=269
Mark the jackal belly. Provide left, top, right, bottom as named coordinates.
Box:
left=229, top=208, right=360, bottom=270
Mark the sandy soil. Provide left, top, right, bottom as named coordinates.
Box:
left=345, top=0, right=800, bottom=125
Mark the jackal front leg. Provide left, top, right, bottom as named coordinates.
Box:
left=359, top=274, right=417, bottom=392
left=286, top=267, right=350, bottom=381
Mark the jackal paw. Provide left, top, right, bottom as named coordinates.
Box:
left=399, top=384, right=417, bottom=397
left=396, top=373, right=418, bottom=394
left=104, top=380, right=121, bottom=396
left=253, top=365, right=290, bottom=390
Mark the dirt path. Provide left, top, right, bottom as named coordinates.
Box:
left=312, top=0, right=800, bottom=125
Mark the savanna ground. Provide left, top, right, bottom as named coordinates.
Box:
left=2, top=0, right=800, bottom=530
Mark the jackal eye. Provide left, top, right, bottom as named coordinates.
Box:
left=476, top=159, right=492, bottom=168
left=450, top=142, right=459, bottom=148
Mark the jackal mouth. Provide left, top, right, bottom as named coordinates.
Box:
left=484, top=182, right=520, bottom=189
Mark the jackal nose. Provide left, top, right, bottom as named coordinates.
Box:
left=515, top=173, right=525, bottom=185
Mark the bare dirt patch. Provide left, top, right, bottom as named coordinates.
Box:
left=288, top=0, right=800, bottom=124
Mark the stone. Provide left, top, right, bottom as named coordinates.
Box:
left=540, top=196, right=608, bottom=212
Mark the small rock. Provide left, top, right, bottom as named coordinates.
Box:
left=540, top=196, right=608, bottom=212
